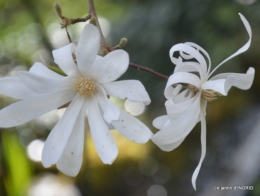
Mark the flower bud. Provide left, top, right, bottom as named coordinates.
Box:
left=54, top=2, right=63, bottom=18
left=119, top=38, right=127, bottom=48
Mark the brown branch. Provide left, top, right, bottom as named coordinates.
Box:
left=129, top=62, right=168, bottom=80
left=88, top=0, right=109, bottom=55
left=61, top=14, right=91, bottom=29
left=87, top=0, right=169, bottom=80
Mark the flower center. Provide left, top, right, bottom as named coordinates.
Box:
left=75, top=78, right=95, bottom=98
left=202, top=90, right=221, bottom=102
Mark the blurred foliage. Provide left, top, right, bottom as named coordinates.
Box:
left=1, top=0, right=260, bottom=195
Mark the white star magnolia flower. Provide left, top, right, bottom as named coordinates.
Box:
left=0, top=24, right=152, bottom=176
left=152, top=13, right=255, bottom=190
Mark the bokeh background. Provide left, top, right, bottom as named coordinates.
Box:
left=1, top=0, right=260, bottom=195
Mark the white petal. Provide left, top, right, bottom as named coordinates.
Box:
left=152, top=94, right=201, bottom=151
left=92, top=50, right=129, bottom=83
left=210, top=67, right=255, bottom=90
left=42, top=95, right=85, bottom=167
left=87, top=96, right=118, bottom=164
left=209, top=13, right=252, bottom=77
left=18, top=71, right=61, bottom=94
left=56, top=101, right=87, bottom=176
left=152, top=115, right=169, bottom=129
left=174, top=62, right=204, bottom=78
left=202, top=76, right=237, bottom=96
left=95, top=84, right=120, bottom=123
left=192, top=105, right=207, bottom=190
left=165, top=72, right=201, bottom=99
left=76, top=24, right=100, bottom=77
left=29, top=62, right=64, bottom=79
left=0, top=89, right=76, bottom=128
left=19, top=71, right=80, bottom=94
left=111, top=109, right=152, bottom=143
left=165, top=95, right=198, bottom=122
left=0, top=77, right=38, bottom=99
left=124, top=99, right=145, bottom=116
left=52, top=43, right=81, bottom=76
left=101, top=80, right=151, bottom=105
left=169, top=43, right=207, bottom=75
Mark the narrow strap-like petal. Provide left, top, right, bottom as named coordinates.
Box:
left=210, top=67, right=255, bottom=90
left=29, top=62, right=64, bottom=79
left=76, top=24, right=100, bottom=78
left=209, top=13, right=252, bottom=77
left=201, top=76, right=237, bottom=96
left=53, top=43, right=81, bottom=76
left=192, top=103, right=207, bottom=190
left=95, top=84, right=120, bottom=123
left=87, top=96, right=118, bottom=164
left=56, top=101, right=88, bottom=176
left=101, top=80, right=151, bottom=105
left=165, top=72, right=201, bottom=99
left=0, top=89, right=76, bottom=128
left=42, top=95, right=85, bottom=168
left=91, top=50, right=129, bottom=84
left=111, top=109, right=152, bottom=144
left=0, top=76, right=38, bottom=99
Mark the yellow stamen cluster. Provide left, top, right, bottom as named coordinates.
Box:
left=75, top=78, right=95, bottom=98
left=202, top=90, right=220, bottom=102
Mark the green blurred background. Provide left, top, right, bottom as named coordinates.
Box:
left=1, top=0, right=260, bottom=195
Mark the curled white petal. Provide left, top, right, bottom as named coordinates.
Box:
left=210, top=67, right=255, bottom=90
left=165, top=72, right=201, bottom=99
left=169, top=43, right=207, bottom=74
left=152, top=94, right=201, bottom=151
left=209, top=13, right=252, bottom=77
left=201, top=76, right=237, bottom=96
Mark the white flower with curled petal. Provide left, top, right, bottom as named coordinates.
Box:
left=152, top=13, right=254, bottom=190
left=0, top=24, right=152, bottom=176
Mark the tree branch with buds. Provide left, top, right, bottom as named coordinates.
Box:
left=53, top=1, right=169, bottom=80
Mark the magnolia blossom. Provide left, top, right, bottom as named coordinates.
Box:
left=152, top=13, right=254, bottom=190
left=0, top=24, right=152, bottom=176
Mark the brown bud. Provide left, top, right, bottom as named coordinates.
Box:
left=54, top=2, right=63, bottom=18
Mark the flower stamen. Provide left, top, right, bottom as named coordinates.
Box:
left=75, top=78, right=95, bottom=98
left=202, top=90, right=221, bottom=102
